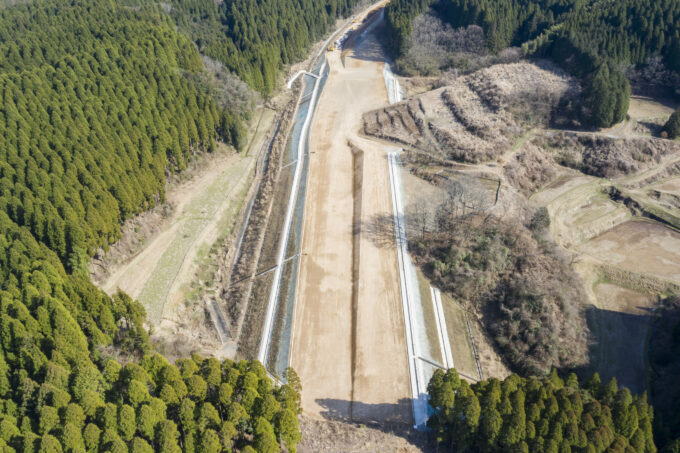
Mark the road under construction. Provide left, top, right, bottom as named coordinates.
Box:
left=253, top=1, right=470, bottom=428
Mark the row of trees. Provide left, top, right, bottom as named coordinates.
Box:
left=427, top=369, right=656, bottom=452
left=384, top=0, right=680, bottom=128
left=0, top=210, right=302, bottom=451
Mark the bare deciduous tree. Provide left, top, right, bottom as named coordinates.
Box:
left=199, top=56, right=260, bottom=116
left=435, top=174, right=492, bottom=232
left=401, top=12, right=486, bottom=76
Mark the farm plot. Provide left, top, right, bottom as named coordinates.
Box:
left=576, top=220, right=680, bottom=283
left=586, top=283, right=657, bottom=393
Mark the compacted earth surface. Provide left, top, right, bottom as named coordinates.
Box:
left=291, top=11, right=411, bottom=424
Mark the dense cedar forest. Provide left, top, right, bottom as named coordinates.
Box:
left=0, top=0, right=368, bottom=449
left=0, top=0, right=231, bottom=270
left=0, top=0, right=363, bottom=270
left=427, top=369, right=656, bottom=453
left=385, top=0, right=680, bottom=127
left=0, top=209, right=303, bottom=451
left=165, top=0, right=360, bottom=95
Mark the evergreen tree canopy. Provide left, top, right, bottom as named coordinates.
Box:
left=0, top=209, right=302, bottom=451
left=428, top=369, right=657, bottom=452
left=164, top=0, right=360, bottom=95
left=0, top=0, right=230, bottom=268
left=663, top=108, right=680, bottom=139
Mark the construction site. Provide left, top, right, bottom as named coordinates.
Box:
left=92, top=0, right=680, bottom=449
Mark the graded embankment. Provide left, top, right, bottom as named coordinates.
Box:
left=291, top=17, right=411, bottom=423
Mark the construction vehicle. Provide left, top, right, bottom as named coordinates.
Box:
left=327, top=43, right=335, bottom=51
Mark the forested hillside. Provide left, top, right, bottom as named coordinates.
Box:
left=427, top=369, right=656, bottom=452
left=0, top=0, right=234, bottom=269
left=384, top=0, right=680, bottom=127
left=0, top=0, right=363, bottom=271
left=165, top=0, right=360, bottom=95
left=0, top=210, right=302, bottom=451
left=0, top=0, right=369, bottom=448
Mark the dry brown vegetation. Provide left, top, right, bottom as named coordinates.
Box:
left=395, top=11, right=529, bottom=78
left=298, top=416, right=434, bottom=453
left=363, top=62, right=578, bottom=164
left=538, top=132, right=680, bottom=178
left=372, top=60, right=680, bottom=387
left=626, top=56, right=680, bottom=99
left=211, top=83, right=300, bottom=347
left=503, top=143, right=556, bottom=195
left=396, top=12, right=486, bottom=76
left=411, top=206, right=588, bottom=376
left=198, top=55, right=259, bottom=116
left=414, top=215, right=588, bottom=375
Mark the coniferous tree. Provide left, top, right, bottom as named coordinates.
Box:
left=427, top=369, right=656, bottom=452
left=663, top=108, right=680, bottom=139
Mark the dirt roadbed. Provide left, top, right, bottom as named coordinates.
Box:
left=291, top=14, right=411, bottom=424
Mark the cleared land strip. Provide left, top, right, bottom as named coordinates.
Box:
left=384, top=64, right=432, bottom=428
left=291, top=9, right=410, bottom=423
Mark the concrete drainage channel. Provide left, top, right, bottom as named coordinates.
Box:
left=384, top=63, right=468, bottom=429
left=258, top=57, right=330, bottom=378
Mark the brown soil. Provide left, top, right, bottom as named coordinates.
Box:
left=576, top=220, right=680, bottom=283
left=400, top=76, right=439, bottom=98
left=587, top=283, right=657, bottom=393
left=298, top=416, right=435, bottom=453
left=291, top=14, right=410, bottom=424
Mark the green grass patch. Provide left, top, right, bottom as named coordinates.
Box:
left=416, top=268, right=444, bottom=365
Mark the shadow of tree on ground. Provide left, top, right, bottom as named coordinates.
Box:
left=314, top=397, right=436, bottom=452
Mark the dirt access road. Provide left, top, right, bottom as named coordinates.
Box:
left=291, top=10, right=411, bottom=424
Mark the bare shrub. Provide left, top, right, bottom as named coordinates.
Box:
left=538, top=132, right=680, bottom=178
left=626, top=56, right=680, bottom=99
left=198, top=56, right=260, bottom=116
left=496, top=47, right=523, bottom=64
left=412, top=212, right=588, bottom=375
left=435, top=175, right=494, bottom=229
left=503, top=143, right=556, bottom=194
left=398, top=11, right=486, bottom=76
